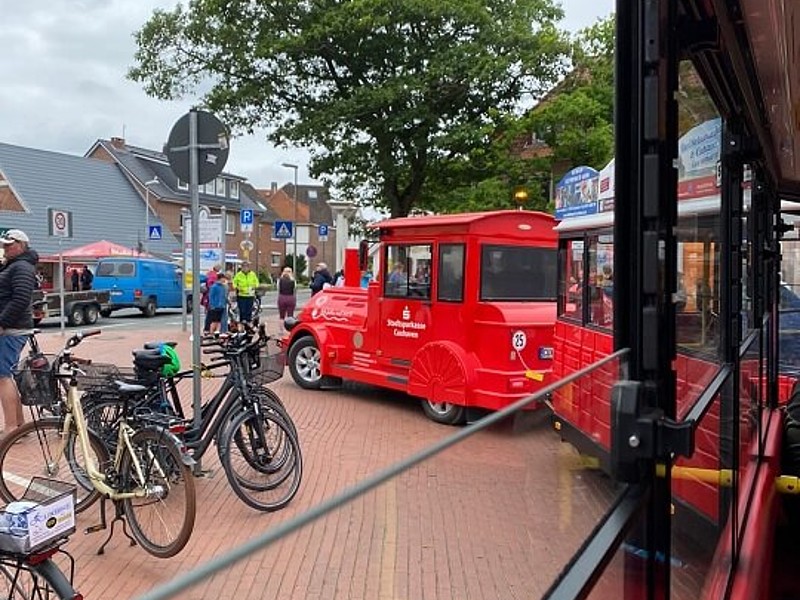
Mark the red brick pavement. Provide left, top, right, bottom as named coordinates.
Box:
left=7, top=324, right=620, bottom=600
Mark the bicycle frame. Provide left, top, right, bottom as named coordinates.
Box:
left=51, top=373, right=162, bottom=502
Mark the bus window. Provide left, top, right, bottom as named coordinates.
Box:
left=588, top=235, right=614, bottom=328
left=559, top=239, right=585, bottom=320
left=480, top=245, right=557, bottom=301
left=384, top=244, right=432, bottom=299
left=437, top=244, right=465, bottom=302
left=676, top=215, right=720, bottom=355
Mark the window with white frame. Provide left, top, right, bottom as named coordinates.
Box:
left=226, top=213, right=235, bottom=234
left=230, top=180, right=240, bottom=199
left=177, top=179, right=188, bottom=191
left=308, top=189, right=318, bottom=200
left=271, top=253, right=281, bottom=267
left=216, top=177, right=226, bottom=197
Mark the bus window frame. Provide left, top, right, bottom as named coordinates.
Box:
left=437, top=243, right=465, bottom=303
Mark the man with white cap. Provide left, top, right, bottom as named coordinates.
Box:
left=0, top=229, right=39, bottom=432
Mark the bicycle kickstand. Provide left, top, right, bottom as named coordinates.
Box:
left=85, top=497, right=137, bottom=555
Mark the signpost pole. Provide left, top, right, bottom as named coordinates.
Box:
left=58, top=239, right=64, bottom=337
left=189, top=110, right=203, bottom=442
left=181, top=209, right=188, bottom=332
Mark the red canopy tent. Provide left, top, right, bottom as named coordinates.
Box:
left=44, top=240, right=151, bottom=260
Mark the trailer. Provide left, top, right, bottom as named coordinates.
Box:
left=32, top=289, right=111, bottom=326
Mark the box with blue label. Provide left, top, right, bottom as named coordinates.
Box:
left=0, top=478, right=76, bottom=554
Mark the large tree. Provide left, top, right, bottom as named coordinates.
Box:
left=417, top=15, right=615, bottom=215
left=129, top=0, right=570, bottom=217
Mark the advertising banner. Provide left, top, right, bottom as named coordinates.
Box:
left=183, top=209, right=223, bottom=288
left=678, top=118, right=721, bottom=199
left=555, top=166, right=599, bottom=219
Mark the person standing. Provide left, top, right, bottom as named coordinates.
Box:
left=232, top=261, right=259, bottom=323
left=80, top=266, right=93, bottom=291
left=309, top=262, right=333, bottom=296
left=207, top=273, right=228, bottom=335
left=70, top=268, right=80, bottom=291
left=202, top=264, right=221, bottom=334
left=277, top=267, right=297, bottom=320
left=0, top=230, right=38, bottom=432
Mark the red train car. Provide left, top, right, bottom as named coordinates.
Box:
left=284, top=210, right=558, bottom=425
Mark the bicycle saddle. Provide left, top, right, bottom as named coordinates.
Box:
left=113, top=380, right=148, bottom=395
left=132, top=351, right=170, bottom=370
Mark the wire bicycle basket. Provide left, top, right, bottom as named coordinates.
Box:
left=244, top=338, right=285, bottom=386
left=12, top=354, right=57, bottom=406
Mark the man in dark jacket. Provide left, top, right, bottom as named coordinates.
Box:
left=0, top=229, right=38, bottom=431
left=309, top=262, right=333, bottom=296
left=80, top=266, right=93, bottom=291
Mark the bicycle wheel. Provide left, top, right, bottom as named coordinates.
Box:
left=120, top=427, right=196, bottom=558
left=219, top=408, right=302, bottom=512
left=0, top=419, right=107, bottom=513
left=243, top=387, right=299, bottom=439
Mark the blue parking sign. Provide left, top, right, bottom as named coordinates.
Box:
left=318, top=224, right=329, bottom=237
left=240, top=209, right=254, bottom=225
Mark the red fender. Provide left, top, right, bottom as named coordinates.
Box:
left=407, top=341, right=479, bottom=406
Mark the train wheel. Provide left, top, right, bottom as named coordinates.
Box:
left=421, top=400, right=466, bottom=426
left=288, top=337, right=322, bottom=390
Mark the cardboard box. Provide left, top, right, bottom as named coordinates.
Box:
left=0, top=478, right=76, bottom=554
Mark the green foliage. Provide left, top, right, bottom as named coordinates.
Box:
left=418, top=16, right=615, bottom=213
left=129, top=0, right=570, bottom=217
left=285, top=254, right=308, bottom=277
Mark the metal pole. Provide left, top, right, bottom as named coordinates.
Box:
left=293, top=168, right=298, bottom=272
left=181, top=209, right=187, bottom=332
left=189, top=110, right=203, bottom=443
left=58, top=239, right=65, bottom=336
left=145, top=186, right=150, bottom=254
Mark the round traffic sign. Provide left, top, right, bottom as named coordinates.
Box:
left=240, top=239, right=254, bottom=251
left=166, top=109, right=230, bottom=185
left=54, top=212, right=66, bottom=231
left=306, top=245, right=318, bottom=258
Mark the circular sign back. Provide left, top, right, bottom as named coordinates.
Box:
left=166, top=109, right=230, bottom=185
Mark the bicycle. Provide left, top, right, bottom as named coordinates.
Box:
left=82, top=322, right=302, bottom=512
left=0, top=330, right=197, bottom=559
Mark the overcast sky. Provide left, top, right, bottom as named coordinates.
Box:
left=0, top=0, right=614, bottom=191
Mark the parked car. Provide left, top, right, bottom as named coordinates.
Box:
left=93, top=257, right=190, bottom=317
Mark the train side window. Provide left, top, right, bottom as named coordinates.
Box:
left=438, top=244, right=465, bottom=302
left=559, top=239, right=584, bottom=321
left=587, top=235, right=614, bottom=329
left=384, top=244, right=432, bottom=299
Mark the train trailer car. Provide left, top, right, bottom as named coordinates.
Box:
left=283, top=210, right=558, bottom=425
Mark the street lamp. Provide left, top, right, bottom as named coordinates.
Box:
left=144, top=177, right=159, bottom=252
left=281, top=163, right=299, bottom=272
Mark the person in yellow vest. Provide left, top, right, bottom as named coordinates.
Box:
left=232, top=261, right=260, bottom=323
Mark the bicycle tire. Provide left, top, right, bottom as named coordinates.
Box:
left=0, top=418, right=107, bottom=513
left=219, top=409, right=302, bottom=512
left=31, top=558, right=79, bottom=600
left=247, top=387, right=299, bottom=439
left=120, top=427, right=196, bottom=558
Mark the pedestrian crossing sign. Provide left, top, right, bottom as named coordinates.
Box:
left=274, top=220, right=293, bottom=239
left=148, top=225, right=163, bottom=240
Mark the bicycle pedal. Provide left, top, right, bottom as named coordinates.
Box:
left=85, top=523, right=106, bottom=534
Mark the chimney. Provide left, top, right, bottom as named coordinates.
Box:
left=110, top=137, right=126, bottom=149
left=271, top=181, right=278, bottom=192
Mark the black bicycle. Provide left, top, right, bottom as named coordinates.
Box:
left=82, top=324, right=302, bottom=512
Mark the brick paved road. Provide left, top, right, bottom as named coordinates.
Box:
left=9, top=325, right=620, bottom=599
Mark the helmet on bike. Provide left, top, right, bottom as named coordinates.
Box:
left=160, top=344, right=181, bottom=377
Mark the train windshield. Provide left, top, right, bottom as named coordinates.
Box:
left=479, top=245, right=557, bottom=301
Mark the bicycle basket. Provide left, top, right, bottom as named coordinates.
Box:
left=245, top=338, right=285, bottom=386
left=12, top=354, right=57, bottom=406
left=76, top=363, right=124, bottom=392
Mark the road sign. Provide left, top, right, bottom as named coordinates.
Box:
left=318, top=223, right=329, bottom=242
left=240, top=239, right=254, bottom=251
left=240, top=209, right=254, bottom=233
left=306, top=245, right=318, bottom=258
left=148, top=225, right=163, bottom=240
left=48, top=209, right=72, bottom=238
left=165, top=109, right=230, bottom=185
left=274, top=221, right=293, bottom=239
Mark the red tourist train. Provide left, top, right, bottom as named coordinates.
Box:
left=283, top=210, right=558, bottom=425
